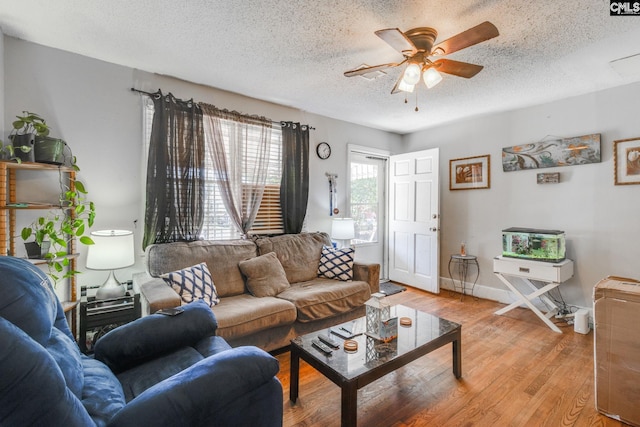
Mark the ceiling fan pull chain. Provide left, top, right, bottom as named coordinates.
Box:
left=415, top=91, right=419, bottom=112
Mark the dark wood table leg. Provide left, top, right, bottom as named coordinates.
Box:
left=452, top=328, right=462, bottom=379
left=341, top=380, right=358, bottom=427
left=290, top=346, right=300, bottom=403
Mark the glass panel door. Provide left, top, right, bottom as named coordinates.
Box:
left=349, top=151, right=387, bottom=279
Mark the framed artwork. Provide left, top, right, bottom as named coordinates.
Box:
left=449, top=155, right=490, bottom=190
left=502, top=133, right=601, bottom=172
left=614, top=137, right=640, bottom=185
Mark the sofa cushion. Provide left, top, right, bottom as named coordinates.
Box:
left=317, top=245, right=355, bottom=281
left=255, top=232, right=331, bottom=283
left=276, top=277, right=371, bottom=322
left=212, top=294, right=297, bottom=339
left=0, top=317, right=95, bottom=427
left=239, top=252, right=290, bottom=297
left=117, top=347, right=205, bottom=402
left=146, top=240, right=258, bottom=297
left=46, top=328, right=84, bottom=399
left=81, top=357, right=127, bottom=425
left=161, top=262, right=220, bottom=307
left=0, top=258, right=58, bottom=346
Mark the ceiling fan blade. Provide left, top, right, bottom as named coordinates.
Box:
left=344, top=60, right=404, bottom=77
left=431, top=21, right=499, bottom=56
left=375, top=28, right=417, bottom=55
left=433, top=59, right=484, bottom=78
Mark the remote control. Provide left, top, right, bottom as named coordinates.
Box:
left=312, top=339, right=333, bottom=355
left=339, top=326, right=353, bottom=335
left=317, top=333, right=340, bottom=349
left=329, top=327, right=351, bottom=339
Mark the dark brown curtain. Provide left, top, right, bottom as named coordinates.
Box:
left=280, top=122, right=309, bottom=234
left=142, top=91, right=205, bottom=249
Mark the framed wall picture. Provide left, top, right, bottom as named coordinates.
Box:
left=614, top=137, right=640, bottom=185
left=449, top=155, right=491, bottom=190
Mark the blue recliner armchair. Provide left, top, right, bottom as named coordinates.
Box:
left=0, top=257, right=283, bottom=426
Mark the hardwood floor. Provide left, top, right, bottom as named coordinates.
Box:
left=275, top=286, right=629, bottom=427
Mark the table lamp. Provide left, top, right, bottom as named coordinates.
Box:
left=331, top=218, right=355, bottom=248
left=86, top=230, right=135, bottom=300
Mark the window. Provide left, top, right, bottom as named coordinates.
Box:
left=249, top=184, right=283, bottom=234
left=143, top=102, right=283, bottom=240
left=350, top=155, right=383, bottom=244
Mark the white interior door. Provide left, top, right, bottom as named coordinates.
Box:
left=388, top=148, right=440, bottom=293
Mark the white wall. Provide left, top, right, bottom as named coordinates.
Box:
left=2, top=36, right=399, bottom=291
left=403, top=82, right=640, bottom=308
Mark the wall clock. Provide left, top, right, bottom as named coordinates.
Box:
left=316, top=142, right=331, bottom=159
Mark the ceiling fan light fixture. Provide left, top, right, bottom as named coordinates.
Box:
left=397, top=79, right=415, bottom=93
left=423, top=67, right=443, bottom=88
left=402, top=63, right=422, bottom=85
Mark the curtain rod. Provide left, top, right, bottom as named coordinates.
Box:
left=130, top=87, right=315, bottom=130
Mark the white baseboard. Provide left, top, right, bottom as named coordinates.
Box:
left=439, top=277, right=512, bottom=305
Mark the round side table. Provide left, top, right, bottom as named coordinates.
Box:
left=448, top=254, right=479, bottom=301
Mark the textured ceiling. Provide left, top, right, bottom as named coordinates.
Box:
left=2, top=0, right=640, bottom=134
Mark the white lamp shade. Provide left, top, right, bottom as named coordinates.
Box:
left=423, top=67, right=443, bottom=89
left=397, top=79, right=415, bottom=93
left=402, top=63, right=421, bottom=85
left=86, top=230, right=135, bottom=270
left=331, top=218, right=355, bottom=240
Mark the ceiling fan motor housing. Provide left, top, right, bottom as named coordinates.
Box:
left=404, top=27, right=438, bottom=56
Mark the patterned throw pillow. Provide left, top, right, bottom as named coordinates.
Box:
left=317, top=245, right=354, bottom=281
left=161, top=262, right=220, bottom=307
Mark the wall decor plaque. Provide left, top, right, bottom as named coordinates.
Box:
left=502, top=134, right=600, bottom=172
left=537, top=172, right=560, bottom=184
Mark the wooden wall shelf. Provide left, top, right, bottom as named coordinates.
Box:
left=0, top=160, right=79, bottom=335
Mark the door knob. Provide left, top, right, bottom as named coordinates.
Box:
left=430, top=227, right=438, bottom=232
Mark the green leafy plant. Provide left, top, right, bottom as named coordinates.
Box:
left=4, top=112, right=51, bottom=163
left=21, top=177, right=96, bottom=283
left=0, top=139, right=32, bottom=163
left=10, top=111, right=50, bottom=137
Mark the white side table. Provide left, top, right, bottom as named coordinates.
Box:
left=493, top=255, right=574, bottom=333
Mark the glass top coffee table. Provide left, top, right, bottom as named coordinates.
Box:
left=290, top=304, right=462, bottom=427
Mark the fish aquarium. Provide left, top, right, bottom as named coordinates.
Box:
left=502, top=227, right=566, bottom=262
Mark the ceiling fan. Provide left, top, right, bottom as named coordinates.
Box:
left=344, top=21, right=499, bottom=95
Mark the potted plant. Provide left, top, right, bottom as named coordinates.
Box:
left=0, top=139, right=30, bottom=163
left=8, top=111, right=50, bottom=163
left=21, top=178, right=96, bottom=283
left=34, top=136, right=70, bottom=165
left=22, top=217, right=53, bottom=259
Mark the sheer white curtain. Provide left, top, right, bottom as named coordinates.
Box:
left=200, top=104, right=273, bottom=237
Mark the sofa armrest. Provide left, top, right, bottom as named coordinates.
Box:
left=137, top=273, right=181, bottom=314
left=353, top=262, right=380, bottom=294
left=94, top=300, right=217, bottom=374
left=106, top=346, right=282, bottom=427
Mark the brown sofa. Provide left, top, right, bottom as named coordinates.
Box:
left=135, top=232, right=380, bottom=352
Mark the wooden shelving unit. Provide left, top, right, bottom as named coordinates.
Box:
left=0, top=160, right=79, bottom=333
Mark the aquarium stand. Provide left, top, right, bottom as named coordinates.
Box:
left=493, top=256, right=574, bottom=333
